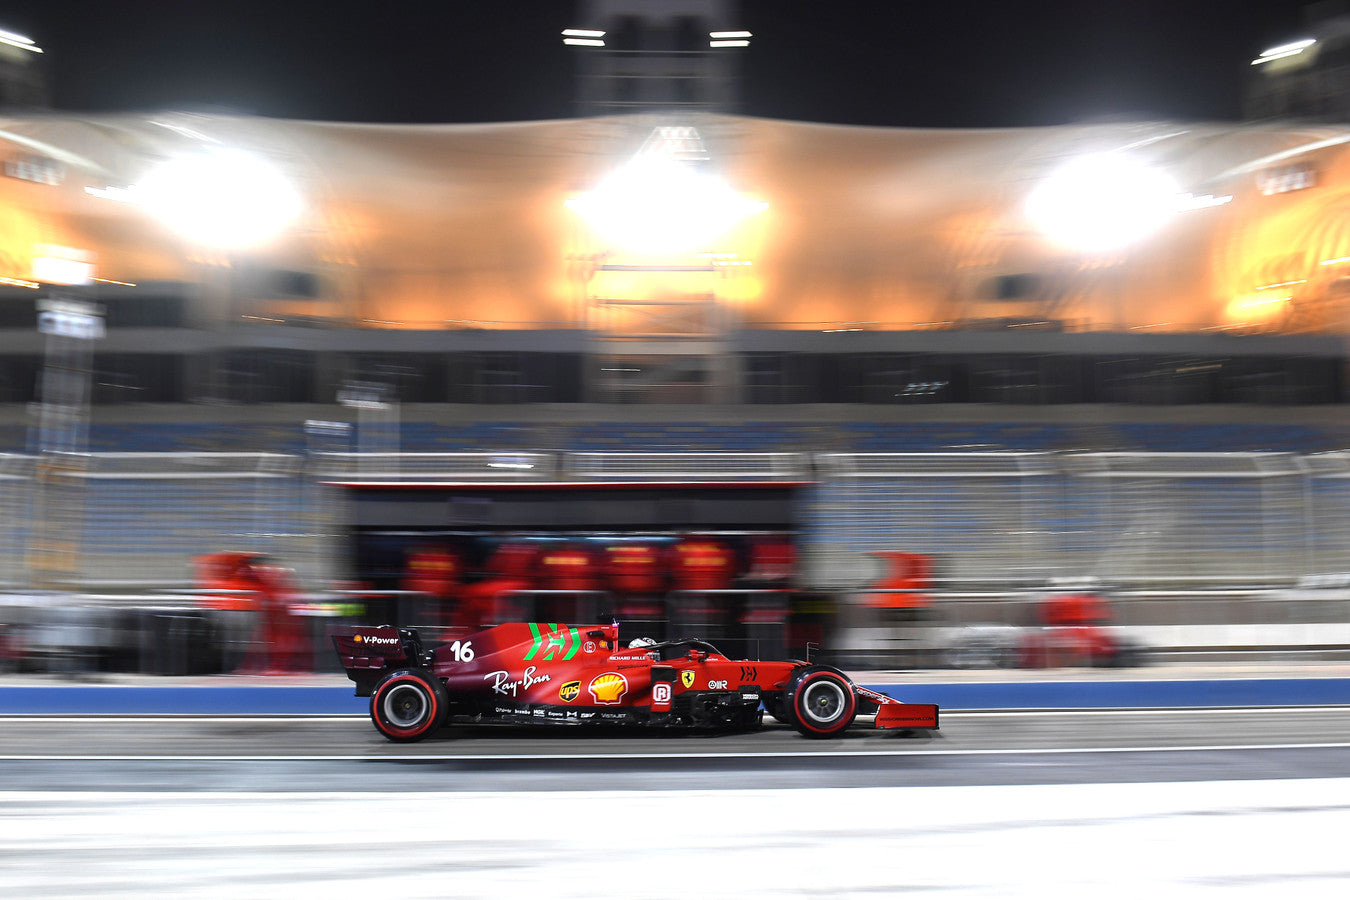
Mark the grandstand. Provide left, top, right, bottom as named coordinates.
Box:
left=3, top=8, right=1350, bottom=668
left=5, top=412, right=1350, bottom=456
left=2, top=113, right=1349, bottom=424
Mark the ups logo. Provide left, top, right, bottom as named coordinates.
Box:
left=559, top=681, right=581, bottom=702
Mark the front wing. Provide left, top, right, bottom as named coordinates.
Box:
left=856, top=686, right=940, bottom=730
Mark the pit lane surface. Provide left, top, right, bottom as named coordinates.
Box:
left=5, top=707, right=1350, bottom=791
left=7, top=710, right=1350, bottom=897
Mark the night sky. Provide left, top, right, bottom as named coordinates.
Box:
left=0, top=1, right=1323, bottom=127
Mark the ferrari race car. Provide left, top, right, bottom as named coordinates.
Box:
left=333, top=621, right=939, bottom=741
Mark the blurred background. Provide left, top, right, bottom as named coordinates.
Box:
left=3, top=0, right=1350, bottom=676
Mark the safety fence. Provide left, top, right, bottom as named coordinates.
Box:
left=0, top=454, right=31, bottom=589
left=3, top=453, right=310, bottom=589
left=810, top=452, right=1318, bottom=589
left=0, top=450, right=1347, bottom=592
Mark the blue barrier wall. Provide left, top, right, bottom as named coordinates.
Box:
left=0, top=686, right=368, bottom=715
left=885, top=679, right=1350, bottom=710
left=4, top=678, right=1350, bottom=715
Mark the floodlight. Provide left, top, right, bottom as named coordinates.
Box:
left=566, top=157, right=768, bottom=253
left=33, top=245, right=94, bottom=286
left=0, top=28, right=41, bottom=53
left=1225, top=293, right=1289, bottom=326
left=136, top=149, right=302, bottom=248
left=563, top=29, right=606, bottom=46
left=1026, top=153, right=1180, bottom=252
left=1251, top=38, right=1315, bottom=65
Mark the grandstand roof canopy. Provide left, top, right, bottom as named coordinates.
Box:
left=4, top=110, right=1350, bottom=335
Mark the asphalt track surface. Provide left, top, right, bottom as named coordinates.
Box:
left=7, top=709, right=1350, bottom=897
left=5, top=707, right=1350, bottom=792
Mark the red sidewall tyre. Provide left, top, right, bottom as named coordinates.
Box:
left=371, top=670, right=446, bottom=742
left=789, top=668, right=857, bottom=738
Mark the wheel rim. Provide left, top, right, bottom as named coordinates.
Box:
left=382, top=683, right=429, bottom=728
left=800, top=679, right=846, bottom=725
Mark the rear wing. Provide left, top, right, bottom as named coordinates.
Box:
left=331, top=625, right=429, bottom=696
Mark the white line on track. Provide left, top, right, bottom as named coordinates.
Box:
left=4, top=706, right=1349, bottom=725
left=945, top=705, right=1350, bottom=717
left=0, top=707, right=1344, bottom=728
left=4, top=742, right=1350, bottom=761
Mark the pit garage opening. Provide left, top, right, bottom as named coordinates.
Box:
left=330, top=480, right=812, bottom=660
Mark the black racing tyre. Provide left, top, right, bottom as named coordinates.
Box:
left=787, top=667, right=858, bottom=739
left=1108, top=642, right=1145, bottom=668
left=370, top=669, right=449, bottom=742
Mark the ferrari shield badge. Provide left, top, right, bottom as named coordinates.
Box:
left=681, top=670, right=695, bottom=689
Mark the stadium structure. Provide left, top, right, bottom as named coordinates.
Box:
left=3, top=4, right=1350, bottom=667
left=2, top=2, right=1350, bottom=438
left=1, top=112, right=1349, bottom=416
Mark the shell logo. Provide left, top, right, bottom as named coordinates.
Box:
left=588, top=672, right=629, bottom=705
left=353, top=635, right=363, bottom=643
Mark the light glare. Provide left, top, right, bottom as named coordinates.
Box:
left=1252, top=49, right=1306, bottom=65
left=137, top=149, right=302, bottom=248
left=710, top=40, right=750, bottom=48
left=562, top=29, right=606, bottom=38
left=1176, top=192, right=1232, bottom=210
left=85, top=185, right=138, bottom=203
left=566, top=158, right=768, bottom=253
left=0, top=33, right=41, bottom=53
left=1262, top=38, right=1316, bottom=57
left=564, top=38, right=606, bottom=47
left=32, top=245, right=94, bottom=286
left=709, top=31, right=752, bottom=39
left=1225, top=293, right=1289, bottom=325
left=1251, top=38, right=1316, bottom=65
left=33, top=257, right=94, bottom=286
left=1026, top=153, right=1180, bottom=251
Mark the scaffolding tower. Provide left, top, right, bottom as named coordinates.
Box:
left=569, top=0, right=746, bottom=116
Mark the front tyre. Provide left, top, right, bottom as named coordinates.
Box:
left=788, top=667, right=858, bottom=738
left=370, top=669, right=448, bottom=742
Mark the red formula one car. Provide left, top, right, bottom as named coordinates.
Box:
left=333, top=621, right=939, bottom=741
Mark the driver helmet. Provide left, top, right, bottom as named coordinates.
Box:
left=628, top=637, right=658, bottom=648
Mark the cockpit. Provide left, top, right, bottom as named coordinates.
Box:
left=625, top=637, right=723, bottom=661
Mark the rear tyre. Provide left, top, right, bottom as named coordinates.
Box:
left=788, top=667, right=858, bottom=739
left=370, top=669, right=448, bottom=742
